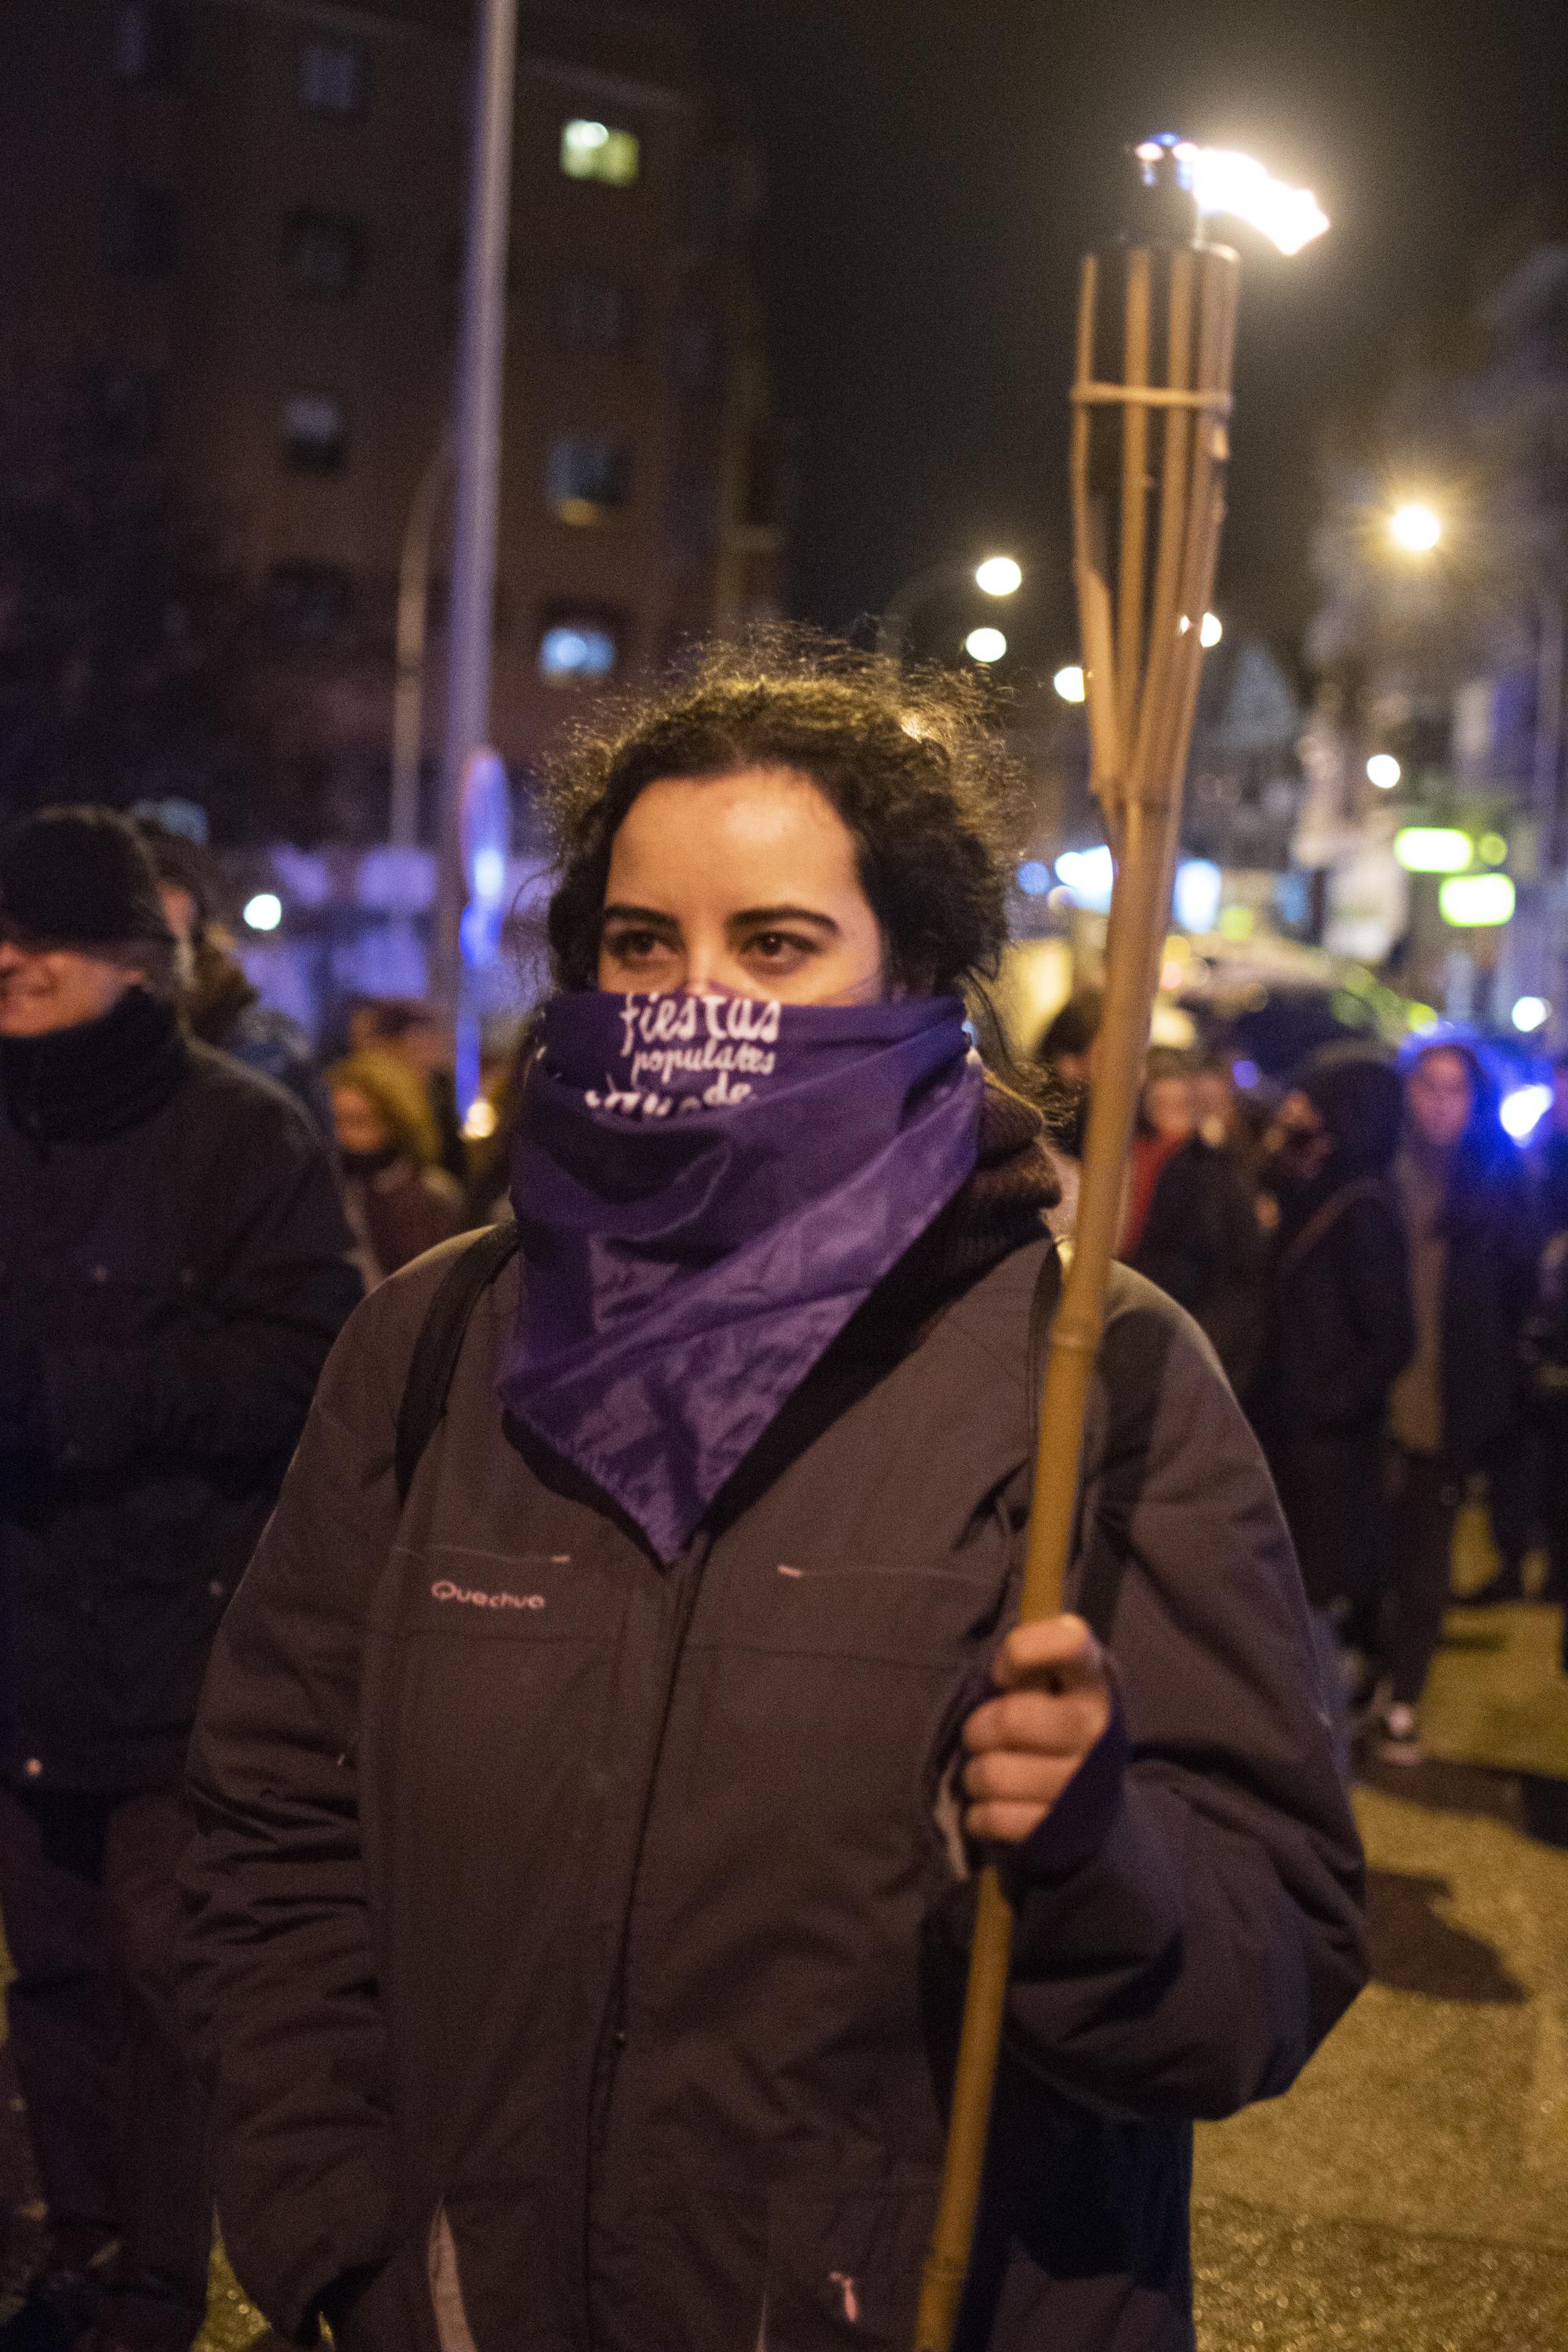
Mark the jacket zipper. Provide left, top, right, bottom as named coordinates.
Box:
left=580, top=1529, right=713, bottom=2346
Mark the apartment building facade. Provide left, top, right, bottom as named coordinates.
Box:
left=0, top=0, right=783, bottom=838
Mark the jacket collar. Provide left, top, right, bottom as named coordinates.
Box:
left=1, top=985, right=191, bottom=1151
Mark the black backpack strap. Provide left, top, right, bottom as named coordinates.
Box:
left=394, top=1222, right=521, bottom=1505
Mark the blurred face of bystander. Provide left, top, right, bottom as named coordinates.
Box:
left=1407, top=1049, right=1473, bottom=1151
left=0, top=939, right=142, bottom=1038
left=597, top=768, right=887, bottom=1006
left=332, top=1083, right=392, bottom=1157
left=1276, top=1088, right=1330, bottom=1176
left=1143, top=1073, right=1196, bottom=1142
left=157, top=883, right=198, bottom=950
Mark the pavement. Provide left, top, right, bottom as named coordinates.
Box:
left=1192, top=1595, right=1568, bottom=2351
left=5, top=1602, right=1566, bottom=2352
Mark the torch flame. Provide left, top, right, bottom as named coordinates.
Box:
left=1135, top=138, right=1330, bottom=255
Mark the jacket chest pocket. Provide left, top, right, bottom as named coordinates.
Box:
left=672, top=1558, right=1007, bottom=1854
left=698, top=1556, right=1007, bottom=1665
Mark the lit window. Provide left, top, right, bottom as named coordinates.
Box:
left=284, top=214, right=368, bottom=298
left=538, top=617, right=622, bottom=684
left=103, top=184, right=178, bottom=278
left=560, top=118, right=640, bottom=186
left=112, top=2, right=181, bottom=85
left=266, top=563, right=355, bottom=644
left=282, top=394, right=347, bottom=474
left=545, top=437, right=629, bottom=524
left=560, top=278, right=634, bottom=353
left=298, top=37, right=367, bottom=117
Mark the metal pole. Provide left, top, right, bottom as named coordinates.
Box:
left=390, top=435, right=452, bottom=850
left=432, top=0, right=519, bottom=1020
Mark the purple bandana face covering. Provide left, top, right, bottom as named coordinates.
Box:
left=499, top=989, right=982, bottom=1559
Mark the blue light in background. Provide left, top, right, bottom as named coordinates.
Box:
left=538, top=623, right=618, bottom=682
left=1017, top=860, right=1052, bottom=896
left=1501, top=1083, right=1552, bottom=1142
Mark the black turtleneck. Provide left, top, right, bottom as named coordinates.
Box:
left=1, top=985, right=191, bottom=1151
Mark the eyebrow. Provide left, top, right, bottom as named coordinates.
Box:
left=600, top=902, right=842, bottom=936
left=601, top=902, right=680, bottom=927
left=729, top=904, right=840, bottom=934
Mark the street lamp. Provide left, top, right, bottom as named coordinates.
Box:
left=964, top=626, right=1007, bottom=665
left=1389, top=503, right=1442, bottom=554
left=877, top=554, right=1022, bottom=659
left=1052, top=663, right=1086, bottom=702
left=973, top=555, right=1023, bottom=598
left=1366, top=753, right=1401, bottom=789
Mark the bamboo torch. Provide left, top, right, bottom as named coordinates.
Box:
left=912, top=136, right=1329, bottom=2352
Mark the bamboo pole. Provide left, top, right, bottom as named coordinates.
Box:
left=912, top=180, right=1239, bottom=2352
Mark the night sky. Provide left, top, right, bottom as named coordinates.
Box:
left=688, top=0, right=1568, bottom=672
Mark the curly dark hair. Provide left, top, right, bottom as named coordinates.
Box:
left=539, top=630, right=1030, bottom=1000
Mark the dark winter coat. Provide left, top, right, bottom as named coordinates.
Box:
left=183, top=1226, right=1365, bottom=2352
left=1250, top=1177, right=1414, bottom=1441
left=1129, top=1136, right=1265, bottom=1392
left=1436, top=1143, right=1538, bottom=1470
left=1247, top=1174, right=1414, bottom=1610
left=0, top=991, right=361, bottom=1792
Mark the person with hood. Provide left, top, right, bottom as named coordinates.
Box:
left=0, top=808, right=361, bottom=2352
left=181, top=644, right=1364, bottom=2352
left=135, top=818, right=332, bottom=1138
left=1247, top=1049, right=1414, bottom=1733
left=1377, top=1041, right=1538, bottom=1761
left=328, top=1048, right=465, bottom=1288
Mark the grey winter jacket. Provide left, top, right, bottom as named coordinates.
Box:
left=182, top=1232, right=1365, bottom=2352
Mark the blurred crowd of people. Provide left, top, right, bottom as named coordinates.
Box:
left=1040, top=987, right=1565, bottom=1766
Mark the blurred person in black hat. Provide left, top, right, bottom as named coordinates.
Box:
left=133, top=819, right=331, bottom=1138
left=0, top=808, right=361, bottom=2352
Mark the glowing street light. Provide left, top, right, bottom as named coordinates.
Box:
left=1366, top=753, right=1401, bottom=789
left=964, top=626, right=1007, bottom=664
left=1053, top=662, right=1086, bottom=702
left=1439, top=872, right=1515, bottom=927
left=1054, top=845, right=1115, bottom=911
left=1389, top=503, right=1442, bottom=554
left=1512, top=995, right=1551, bottom=1034
left=974, top=555, right=1022, bottom=598
left=1394, top=826, right=1470, bottom=874
left=1199, top=611, right=1223, bottom=648
left=242, top=891, right=283, bottom=931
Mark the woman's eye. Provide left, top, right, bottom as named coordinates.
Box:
left=743, top=931, right=812, bottom=967
left=603, top=929, right=670, bottom=964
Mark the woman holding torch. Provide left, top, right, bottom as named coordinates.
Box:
left=181, top=635, right=1363, bottom=2352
